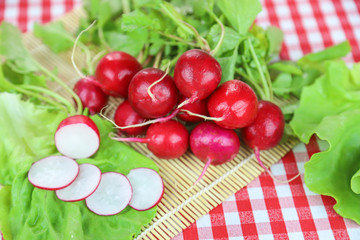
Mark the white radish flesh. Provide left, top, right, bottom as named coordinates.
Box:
left=56, top=164, right=101, bottom=202
left=55, top=115, right=100, bottom=159
left=28, top=156, right=79, bottom=190
left=127, top=168, right=164, bottom=211
left=86, top=172, right=132, bottom=216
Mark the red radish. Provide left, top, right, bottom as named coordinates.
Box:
left=190, top=121, right=240, bottom=184
left=241, top=101, right=299, bottom=183
left=242, top=100, right=284, bottom=151
left=128, top=68, right=179, bottom=119
left=73, top=76, right=108, bottom=115
left=86, top=172, right=132, bottom=216
left=28, top=156, right=79, bottom=190
left=127, top=168, right=164, bottom=211
left=173, top=49, right=221, bottom=103
left=208, top=80, right=258, bottom=129
left=95, top=51, right=142, bottom=98
left=56, top=164, right=101, bottom=202
left=177, top=95, right=209, bottom=123
left=113, top=100, right=149, bottom=136
left=111, top=120, right=189, bottom=159
left=55, top=115, right=100, bottom=159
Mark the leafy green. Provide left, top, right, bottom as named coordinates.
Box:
left=216, top=0, right=262, bottom=35
left=0, top=22, right=40, bottom=73
left=0, top=93, right=158, bottom=240
left=0, top=93, right=66, bottom=185
left=290, top=61, right=360, bottom=143
left=33, top=22, right=74, bottom=53
left=270, top=41, right=351, bottom=100
left=290, top=61, right=360, bottom=223
left=303, top=110, right=360, bottom=224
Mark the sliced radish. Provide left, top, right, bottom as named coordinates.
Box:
left=28, top=156, right=79, bottom=190
left=127, top=168, right=164, bottom=211
left=56, top=164, right=101, bottom=202
left=55, top=115, right=100, bottom=159
left=86, top=172, right=132, bottom=216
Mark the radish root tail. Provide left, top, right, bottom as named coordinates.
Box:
left=193, top=158, right=212, bottom=186
left=255, top=147, right=301, bottom=184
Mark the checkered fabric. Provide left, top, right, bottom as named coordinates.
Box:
left=1, top=0, right=360, bottom=239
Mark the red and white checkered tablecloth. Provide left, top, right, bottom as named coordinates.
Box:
left=1, top=0, right=360, bottom=239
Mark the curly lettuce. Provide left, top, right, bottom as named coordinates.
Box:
left=290, top=61, right=360, bottom=223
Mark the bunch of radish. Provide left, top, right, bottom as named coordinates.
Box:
left=27, top=155, right=164, bottom=215
left=88, top=48, right=292, bottom=184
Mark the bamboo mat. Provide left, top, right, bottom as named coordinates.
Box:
left=23, top=8, right=299, bottom=240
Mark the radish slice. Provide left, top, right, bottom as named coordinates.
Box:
left=127, top=168, right=164, bottom=211
left=55, top=115, right=100, bottom=159
left=56, top=164, right=101, bottom=202
left=86, top=172, right=132, bottom=216
left=28, top=156, right=79, bottom=190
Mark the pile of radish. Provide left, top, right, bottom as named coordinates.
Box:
left=28, top=156, right=164, bottom=215
left=24, top=35, right=291, bottom=219
left=72, top=48, right=291, bottom=184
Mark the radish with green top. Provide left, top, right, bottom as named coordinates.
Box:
left=111, top=120, right=189, bottom=159
left=174, top=49, right=222, bottom=104
left=95, top=51, right=142, bottom=98
left=128, top=68, right=179, bottom=119
left=241, top=100, right=299, bottom=182
left=114, top=100, right=149, bottom=136
left=208, top=80, right=258, bottom=129
left=190, top=121, right=240, bottom=184
left=73, top=77, right=108, bottom=115
left=55, top=115, right=100, bottom=159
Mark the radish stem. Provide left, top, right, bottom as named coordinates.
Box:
left=147, top=62, right=170, bottom=101
left=208, top=10, right=225, bottom=56
left=37, top=64, right=82, bottom=115
left=247, top=39, right=271, bottom=100
left=177, top=95, right=199, bottom=109
left=180, top=109, right=226, bottom=122
left=71, top=20, right=97, bottom=79
left=21, top=85, right=73, bottom=112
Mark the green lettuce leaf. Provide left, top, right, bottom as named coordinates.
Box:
left=304, top=110, right=360, bottom=224
left=290, top=61, right=360, bottom=223
left=290, top=61, right=360, bottom=143
left=0, top=93, right=158, bottom=240
left=216, top=0, right=262, bottom=35
left=33, top=22, right=74, bottom=53
left=0, top=93, right=67, bottom=185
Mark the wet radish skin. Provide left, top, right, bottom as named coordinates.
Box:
left=177, top=95, right=209, bottom=123
left=128, top=68, right=179, bottom=119
left=242, top=100, right=284, bottom=150
left=95, top=51, right=142, bottom=98
left=73, top=77, right=108, bottom=115
left=146, top=120, right=188, bottom=159
left=173, top=49, right=222, bottom=100
left=114, top=100, right=148, bottom=136
left=208, top=80, right=258, bottom=129
left=190, top=122, right=240, bottom=165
